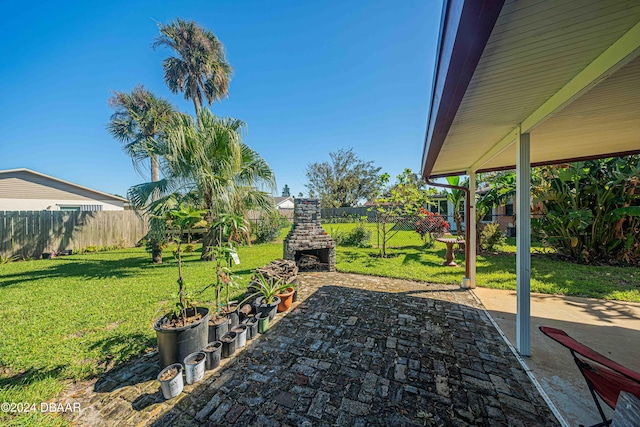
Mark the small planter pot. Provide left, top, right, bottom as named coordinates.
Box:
left=238, top=303, right=254, bottom=322
left=292, top=288, right=298, bottom=303
left=220, top=332, right=237, bottom=358
left=256, top=312, right=269, bottom=334
left=255, top=296, right=281, bottom=321
left=244, top=316, right=258, bottom=340
left=183, top=351, right=206, bottom=385
left=223, top=302, right=239, bottom=328
left=208, top=316, right=229, bottom=343
left=276, top=287, right=295, bottom=313
left=157, top=363, right=184, bottom=400
left=203, top=341, right=222, bottom=371
left=231, top=324, right=247, bottom=348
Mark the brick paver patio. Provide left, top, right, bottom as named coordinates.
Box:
left=61, top=273, right=558, bottom=426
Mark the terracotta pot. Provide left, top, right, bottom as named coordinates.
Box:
left=276, top=288, right=295, bottom=312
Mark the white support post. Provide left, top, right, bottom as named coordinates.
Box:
left=516, top=131, right=531, bottom=356
left=467, top=170, right=477, bottom=288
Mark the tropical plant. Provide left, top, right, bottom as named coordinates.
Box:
left=208, top=244, right=241, bottom=317
left=154, top=19, right=232, bottom=119
left=445, top=176, right=467, bottom=237
left=161, top=204, right=208, bottom=326
left=534, top=156, right=640, bottom=264
left=107, top=85, right=175, bottom=182
left=108, top=85, right=175, bottom=263
left=480, top=222, right=506, bottom=252
left=247, top=273, right=290, bottom=305
left=127, top=109, right=276, bottom=261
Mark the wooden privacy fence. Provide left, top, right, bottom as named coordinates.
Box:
left=0, top=210, right=149, bottom=259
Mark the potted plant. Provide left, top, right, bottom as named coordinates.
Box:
left=157, top=363, right=184, bottom=399
left=154, top=204, right=211, bottom=369
left=248, top=273, right=291, bottom=321
left=276, top=282, right=297, bottom=312
left=207, top=244, right=242, bottom=341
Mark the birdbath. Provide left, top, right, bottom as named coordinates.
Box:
left=436, top=237, right=464, bottom=267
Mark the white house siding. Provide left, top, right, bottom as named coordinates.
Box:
left=0, top=198, right=124, bottom=211
left=0, top=170, right=125, bottom=211
left=277, top=200, right=294, bottom=209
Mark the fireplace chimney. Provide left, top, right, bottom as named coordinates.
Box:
left=283, top=199, right=336, bottom=271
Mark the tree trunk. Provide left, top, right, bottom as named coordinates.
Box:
left=151, top=240, right=163, bottom=264
left=191, top=85, right=203, bottom=126
left=151, top=154, right=159, bottom=182
left=200, top=226, right=216, bottom=261
left=200, top=190, right=215, bottom=261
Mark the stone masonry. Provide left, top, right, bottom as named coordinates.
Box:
left=283, top=199, right=336, bottom=271
left=58, top=273, right=558, bottom=426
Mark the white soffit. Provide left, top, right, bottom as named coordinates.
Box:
left=431, top=0, right=640, bottom=176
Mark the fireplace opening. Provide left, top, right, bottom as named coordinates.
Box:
left=295, top=249, right=330, bottom=271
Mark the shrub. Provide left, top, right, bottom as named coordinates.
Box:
left=342, top=223, right=372, bottom=248
left=480, top=222, right=506, bottom=251
left=183, top=244, right=196, bottom=253
left=254, top=210, right=289, bottom=244
left=415, top=209, right=449, bottom=247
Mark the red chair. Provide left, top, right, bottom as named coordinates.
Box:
left=539, top=326, right=640, bottom=427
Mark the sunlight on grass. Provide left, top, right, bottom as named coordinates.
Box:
left=1, top=236, right=637, bottom=426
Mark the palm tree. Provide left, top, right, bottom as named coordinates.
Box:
left=128, top=109, right=276, bottom=261
left=107, top=85, right=175, bottom=183
left=153, top=19, right=233, bottom=119
left=445, top=176, right=467, bottom=237
left=108, top=86, right=175, bottom=263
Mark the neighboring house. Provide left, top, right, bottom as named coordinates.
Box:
left=247, top=196, right=295, bottom=222
left=0, top=168, right=127, bottom=211
left=274, top=196, right=294, bottom=210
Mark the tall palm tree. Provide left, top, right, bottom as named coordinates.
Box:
left=107, top=85, right=175, bottom=183
left=153, top=19, right=233, bottom=119
left=108, top=85, right=175, bottom=263
left=128, top=109, right=276, bottom=261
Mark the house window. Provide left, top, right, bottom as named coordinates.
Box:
left=59, top=206, right=81, bottom=212
left=439, top=200, right=449, bottom=216
left=505, top=203, right=514, bottom=216
left=482, top=210, right=493, bottom=222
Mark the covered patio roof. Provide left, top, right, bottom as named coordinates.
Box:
left=420, top=0, right=640, bottom=372
left=422, top=0, right=640, bottom=179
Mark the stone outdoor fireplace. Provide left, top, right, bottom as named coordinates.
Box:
left=283, top=198, right=336, bottom=271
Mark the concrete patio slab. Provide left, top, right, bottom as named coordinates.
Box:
left=60, top=273, right=558, bottom=426
left=473, top=287, right=640, bottom=427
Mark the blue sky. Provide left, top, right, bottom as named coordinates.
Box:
left=0, top=0, right=443, bottom=198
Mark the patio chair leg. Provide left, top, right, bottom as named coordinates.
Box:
left=585, top=382, right=611, bottom=427
left=573, top=354, right=611, bottom=427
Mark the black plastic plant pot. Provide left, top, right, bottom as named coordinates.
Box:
left=292, top=288, right=298, bottom=303
left=220, top=331, right=237, bottom=358
left=208, top=316, right=229, bottom=343
left=244, top=316, right=258, bottom=340
left=203, top=341, right=222, bottom=370
left=256, top=296, right=281, bottom=321
left=154, top=307, right=210, bottom=370
left=224, top=301, right=239, bottom=328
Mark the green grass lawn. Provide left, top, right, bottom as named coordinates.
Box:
left=0, top=243, right=280, bottom=426
left=1, top=231, right=637, bottom=426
